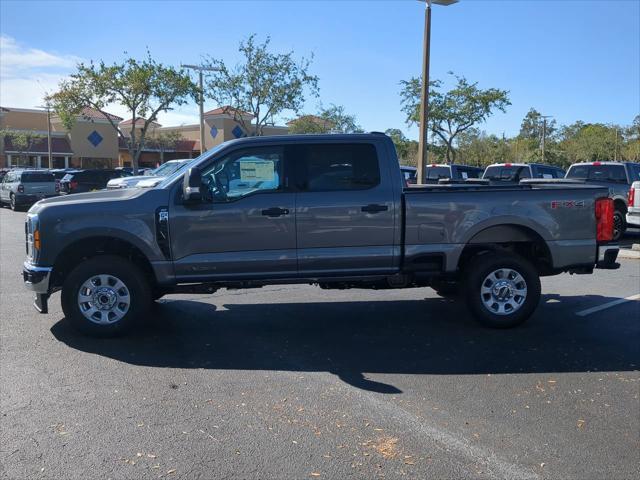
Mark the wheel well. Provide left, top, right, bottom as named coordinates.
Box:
left=458, top=225, right=553, bottom=275
left=614, top=198, right=627, bottom=214
left=51, top=236, right=156, bottom=290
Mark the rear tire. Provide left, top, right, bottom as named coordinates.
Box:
left=61, top=255, right=151, bottom=337
left=613, top=209, right=626, bottom=241
left=463, top=252, right=541, bottom=329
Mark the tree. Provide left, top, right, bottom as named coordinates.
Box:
left=203, top=35, right=319, bottom=136
left=0, top=129, right=45, bottom=166
left=288, top=104, right=362, bottom=134
left=384, top=128, right=418, bottom=165
left=519, top=108, right=556, bottom=140
left=150, top=131, right=185, bottom=163
left=560, top=122, right=618, bottom=163
left=400, top=72, right=510, bottom=163
left=47, top=52, right=198, bottom=173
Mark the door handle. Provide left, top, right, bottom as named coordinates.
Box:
left=261, top=207, right=290, bottom=217
left=361, top=204, right=388, bottom=214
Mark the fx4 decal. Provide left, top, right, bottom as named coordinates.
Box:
left=551, top=200, right=585, bottom=209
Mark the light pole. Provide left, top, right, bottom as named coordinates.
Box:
left=36, top=103, right=52, bottom=168
left=540, top=115, right=552, bottom=163
left=416, top=0, right=458, bottom=184
left=181, top=64, right=218, bottom=155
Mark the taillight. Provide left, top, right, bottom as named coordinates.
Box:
left=595, top=197, right=614, bottom=243
left=629, top=187, right=635, bottom=207
left=17, top=184, right=24, bottom=193
left=70, top=180, right=78, bottom=190
left=55, top=180, right=60, bottom=192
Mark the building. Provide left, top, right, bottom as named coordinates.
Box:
left=0, top=105, right=289, bottom=169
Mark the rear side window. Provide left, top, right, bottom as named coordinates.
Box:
left=628, top=164, right=640, bottom=181
left=21, top=172, right=54, bottom=182
left=590, top=165, right=626, bottom=182
left=291, top=143, right=380, bottom=192
left=426, top=166, right=451, bottom=180
left=456, top=167, right=481, bottom=179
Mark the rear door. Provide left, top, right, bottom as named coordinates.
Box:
left=291, top=142, right=397, bottom=276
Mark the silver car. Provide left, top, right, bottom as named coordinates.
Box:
left=0, top=169, right=57, bottom=211
left=106, top=159, right=191, bottom=189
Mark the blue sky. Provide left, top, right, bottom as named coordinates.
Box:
left=1, top=0, right=638, bottom=139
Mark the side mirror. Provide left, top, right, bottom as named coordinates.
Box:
left=182, top=167, right=202, bottom=203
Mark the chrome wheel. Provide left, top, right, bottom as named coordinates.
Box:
left=77, top=274, right=130, bottom=325
left=480, top=268, right=527, bottom=316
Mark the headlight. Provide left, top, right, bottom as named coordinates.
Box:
left=25, top=213, right=41, bottom=262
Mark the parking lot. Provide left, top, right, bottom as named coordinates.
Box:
left=0, top=205, right=638, bottom=479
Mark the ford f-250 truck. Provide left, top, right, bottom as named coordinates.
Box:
left=23, top=134, right=619, bottom=336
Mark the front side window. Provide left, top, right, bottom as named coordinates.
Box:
left=291, top=143, right=380, bottom=192
left=200, top=148, right=283, bottom=203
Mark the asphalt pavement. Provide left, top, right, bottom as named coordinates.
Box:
left=1, top=206, right=639, bottom=480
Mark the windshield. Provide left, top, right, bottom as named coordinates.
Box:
left=150, top=162, right=182, bottom=177
left=154, top=144, right=228, bottom=189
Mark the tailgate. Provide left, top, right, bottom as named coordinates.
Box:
left=23, top=182, right=56, bottom=196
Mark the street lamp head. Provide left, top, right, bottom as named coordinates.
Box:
left=417, top=0, right=459, bottom=5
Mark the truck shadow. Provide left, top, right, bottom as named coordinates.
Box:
left=50, top=293, right=639, bottom=394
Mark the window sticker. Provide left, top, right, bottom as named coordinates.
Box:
left=239, top=160, right=275, bottom=182
left=461, top=171, right=468, bottom=179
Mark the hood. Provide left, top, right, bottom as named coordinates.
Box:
left=108, top=175, right=149, bottom=186
left=29, top=188, right=146, bottom=213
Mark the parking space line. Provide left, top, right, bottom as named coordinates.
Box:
left=575, top=294, right=640, bottom=317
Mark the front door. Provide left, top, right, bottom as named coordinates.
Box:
left=169, top=146, right=297, bottom=281
left=290, top=142, right=397, bottom=276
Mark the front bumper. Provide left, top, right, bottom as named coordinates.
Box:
left=23, top=262, right=52, bottom=313
left=596, top=244, right=620, bottom=269
left=626, top=208, right=640, bottom=227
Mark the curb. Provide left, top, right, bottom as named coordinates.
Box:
left=618, top=249, right=640, bottom=260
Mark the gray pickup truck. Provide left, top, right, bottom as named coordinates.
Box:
left=565, top=161, right=640, bottom=240
left=23, top=134, right=619, bottom=336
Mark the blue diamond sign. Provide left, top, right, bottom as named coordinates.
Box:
left=87, top=130, right=103, bottom=147
left=210, top=126, right=218, bottom=138
left=232, top=125, right=245, bottom=139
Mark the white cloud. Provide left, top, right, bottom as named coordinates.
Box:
left=0, top=35, right=82, bottom=107
left=0, top=35, right=200, bottom=127
left=0, top=35, right=81, bottom=75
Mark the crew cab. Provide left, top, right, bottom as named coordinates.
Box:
left=565, top=161, right=640, bottom=240
left=483, top=163, right=566, bottom=184
left=23, top=134, right=618, bottom=337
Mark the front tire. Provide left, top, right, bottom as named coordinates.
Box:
left=464, top=252, right=541, bottom=329
left=61, top=255, right=151, bottom=337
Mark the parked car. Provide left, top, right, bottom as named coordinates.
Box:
left=400, top=166, right=417, bottom=185
left=625, top=181, right=640, bottom=228
left=23, top=133, right=619, bottom=337
left=59, top=169, right=124, bottom=194
left=483, top=163, right=566, bottom=184
left=425, top=164, right=484, bottom=183
left=107, top=159, right=191, bottom=189
left=0, top=169, right=57, bottom=210
left=565, top=161, right=640, bottom=240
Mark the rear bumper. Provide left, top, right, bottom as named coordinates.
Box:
left=626, top=207, right=640, bottom=227
left=15, top=193, right=57, bottom=205
left=596, top=244, right=619, bottom=269
left=23, top=262, right=52, bottom=313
